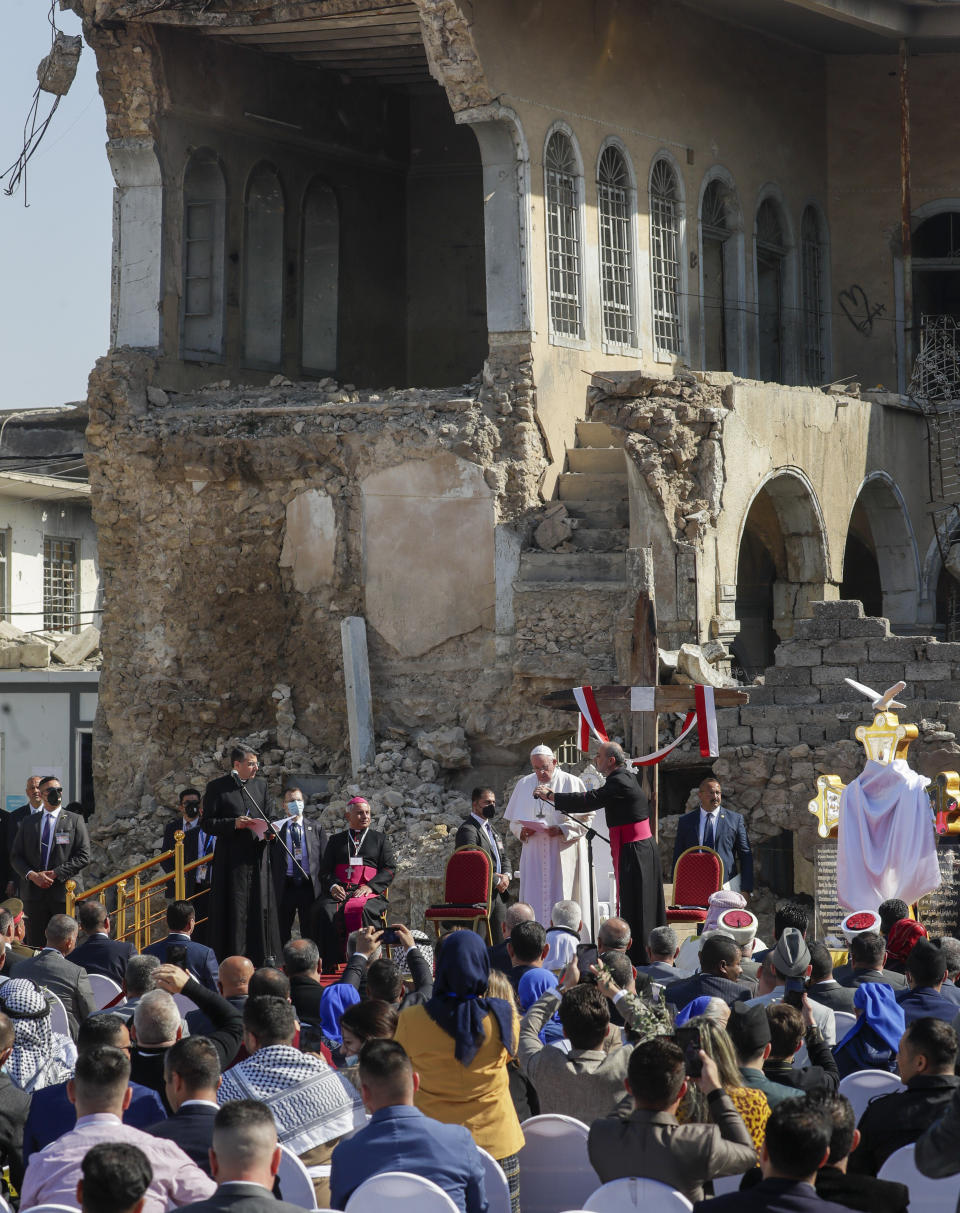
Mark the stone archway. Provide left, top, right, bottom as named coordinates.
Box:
left=840, top=474, right=919, bottom=625
left=732, top=470, right=828, bottom=680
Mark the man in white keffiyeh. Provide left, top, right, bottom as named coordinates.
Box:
left=0, top=978, right=75, bottom=1092
left=217, top=995, right=365, bottom=1207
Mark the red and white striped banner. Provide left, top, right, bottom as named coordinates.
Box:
left=573, top=685, right=609, bottom=753
left=630, top=711, right=697, bottom=767
left=695, top=684, right=719, bottom=757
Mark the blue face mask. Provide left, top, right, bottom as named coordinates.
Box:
left=288, top=800, right=304, bottom=815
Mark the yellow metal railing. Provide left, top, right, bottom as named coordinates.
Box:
left=65, top=830, right=211, bottom=952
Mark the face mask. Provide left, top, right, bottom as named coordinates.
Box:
left=288, top=800, right=304, bottom=815
left=46, top=789, right=62, bottom=808
left=481, top=804, right=497, bottom=819
left=182, top=802, right=200, bottom=819
left=341, top=1053, right=359, bottom=1067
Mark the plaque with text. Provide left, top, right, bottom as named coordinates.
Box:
left=918, top=838, right=960, bottom=939
left=815, top=840, right=843, bottom=939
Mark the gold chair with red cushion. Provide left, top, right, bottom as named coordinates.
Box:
left=666, top=846, right=724, bottom=925
left=424, top=847, right=494, bottom=943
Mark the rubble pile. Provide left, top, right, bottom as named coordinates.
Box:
left=0, top=622, right=101, bottom=670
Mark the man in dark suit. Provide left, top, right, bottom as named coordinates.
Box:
left=665, top=934, right=754, bottom=1011
left=0, top=776, right=43, bottom=897
left=489, top=902, right=534, bottom=976
left=850, top=1016, right=959, bottom=1177
left=896, top=940, right=960, bottom=1024
left=203, top=747, right=281, bottom=967
left=10, top=776, right=90, bottom=946
left=807, top=942, right=856, bottom=1013
left=454, top=787, right=511, bottom=942
left=636, top=924, right=689, bottom=986
left=144, top=901, right=219, bottom=992
left=281, top=938, right=326, bottom=1024
left=269, top=786, right=325, bottom=946
left=185, top=956, right=252, bottom=1038
left=313, top=797, right=395, bottom=972
left=838, top=932, right=907, bottom=990
left=160, top=790, right=215, bottom=943
left=692, top=1097, right=850, bottom=1213
left=70, top=900, right=137, bottom=985
left=173, top=1100, right=304, bottom=1213
left=14, top=913, right=95, bottom=1038
left=673, top=777, right=753, bottom=895
left=146, top=1036, right=221, bottom=1174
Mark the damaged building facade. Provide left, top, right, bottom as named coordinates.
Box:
left=66, top=0, right=960, bottom=903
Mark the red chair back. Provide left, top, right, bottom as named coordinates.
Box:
left=444, top=848, right=492, bottom=904
left=672, top=847, right=723, bottom=907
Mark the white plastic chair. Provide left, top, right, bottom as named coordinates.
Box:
left=834, top=1010, right=857, bottom=1037
left=20, top=1205, right=79, bottom=1213
left=87, top=973, right=124, bottom=1011
left=837, top=1069, right=904, bottom=1122
left=585, top=1178, right=694, bottom=1213
left=46, top=993, right=70, bottom=1039
left=345, top=1171, right=459, bottom=1213
left=477, top=1148, right=510, bottom=1213
left=276, top=1143, right=318, bottom=1210
left=878, top=1143, right=960, bottom=1213
left=519, top=1114, right=594, bottom=1213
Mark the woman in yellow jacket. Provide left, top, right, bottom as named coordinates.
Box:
left=395, top=929, right=525, bottom=1213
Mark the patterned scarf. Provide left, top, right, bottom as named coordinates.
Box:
left=217, top=1044, right=366, bottom=1155
left=0, top=978, right=76, bottom=1093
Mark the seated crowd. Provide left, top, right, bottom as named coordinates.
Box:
left=3, top=890, right=960, bottom=1213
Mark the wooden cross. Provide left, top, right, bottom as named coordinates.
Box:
left=539, top=683, right=749, bottom=839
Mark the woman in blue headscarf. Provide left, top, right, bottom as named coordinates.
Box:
left=318, top=982, right=361, bottom=1058
left=395, top=929, right=525, bottom=1213
left=832, top=982, right=906, bottom=1078
left=517, top=968, right=565, bottom=1044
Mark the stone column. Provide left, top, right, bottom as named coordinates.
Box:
left=341, top=616, right=375, bottom=776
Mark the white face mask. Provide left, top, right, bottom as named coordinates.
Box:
left=287, top=800, right=304, bottom=816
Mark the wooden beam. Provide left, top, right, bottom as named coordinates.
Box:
left=539, top=686, right=749, bottom=712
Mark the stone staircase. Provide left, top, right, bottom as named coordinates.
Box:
left=512, top=421, right=630, bottom=681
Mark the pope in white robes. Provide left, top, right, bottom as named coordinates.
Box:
left=503, top=745, right=594, bottom=935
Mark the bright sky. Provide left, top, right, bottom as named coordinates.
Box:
left=0, top=1, right=114, bottom=411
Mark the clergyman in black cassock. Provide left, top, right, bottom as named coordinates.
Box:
left=548, top=742, right=665, bottom=963
left=202, top=748, right=282, bottom=966
left=312, top=798, right=395, bottom=971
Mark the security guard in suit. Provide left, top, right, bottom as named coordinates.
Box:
left=454, top=787, right=512, bottom=940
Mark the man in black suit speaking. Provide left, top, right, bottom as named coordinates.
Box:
left=10, top=776, right=90, bottom=946
left=454, top=787, right=511, bottom=941
left=203, top=747, right=281, bottom=967
left=673, top=777, right=754, bottom=895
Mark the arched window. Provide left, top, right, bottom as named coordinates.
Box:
left=700, top=177, right=742, bottom=372
left=544, top=130, right=583, bottom=338
left=801, top=206, right=827, bottom=385
left=242, top=164, right=285, bottom=369
left=181, top=149, right=226, bottom=361
left=650, top=158, right=682, bottom=357
left=756, top=199, right=787, bottom=382
left=597, top=144, right=635, bottom=347
left=301, top=180, right=339, bottom=374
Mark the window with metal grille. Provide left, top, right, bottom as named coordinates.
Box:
left=650, top=159, right=682, bottom=356
left=545, top=131, right=583, bottom=338
left=801, top=207, right=826, bottom=385
left=43, top=537, right=78, bottom=633
left=757, top=199, right=787, bottom=383
left=242, top=164, right=285, bottom=370
left=598, top=146, right=635, bottom=347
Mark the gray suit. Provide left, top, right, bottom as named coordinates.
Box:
left=13, top=947, right=95, bottom=1039
left=588, top=1093, right=757, bottom=1203
left=636, top=960, right=688, bottom=986
left=518, top=989, right=631, bottom=1122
